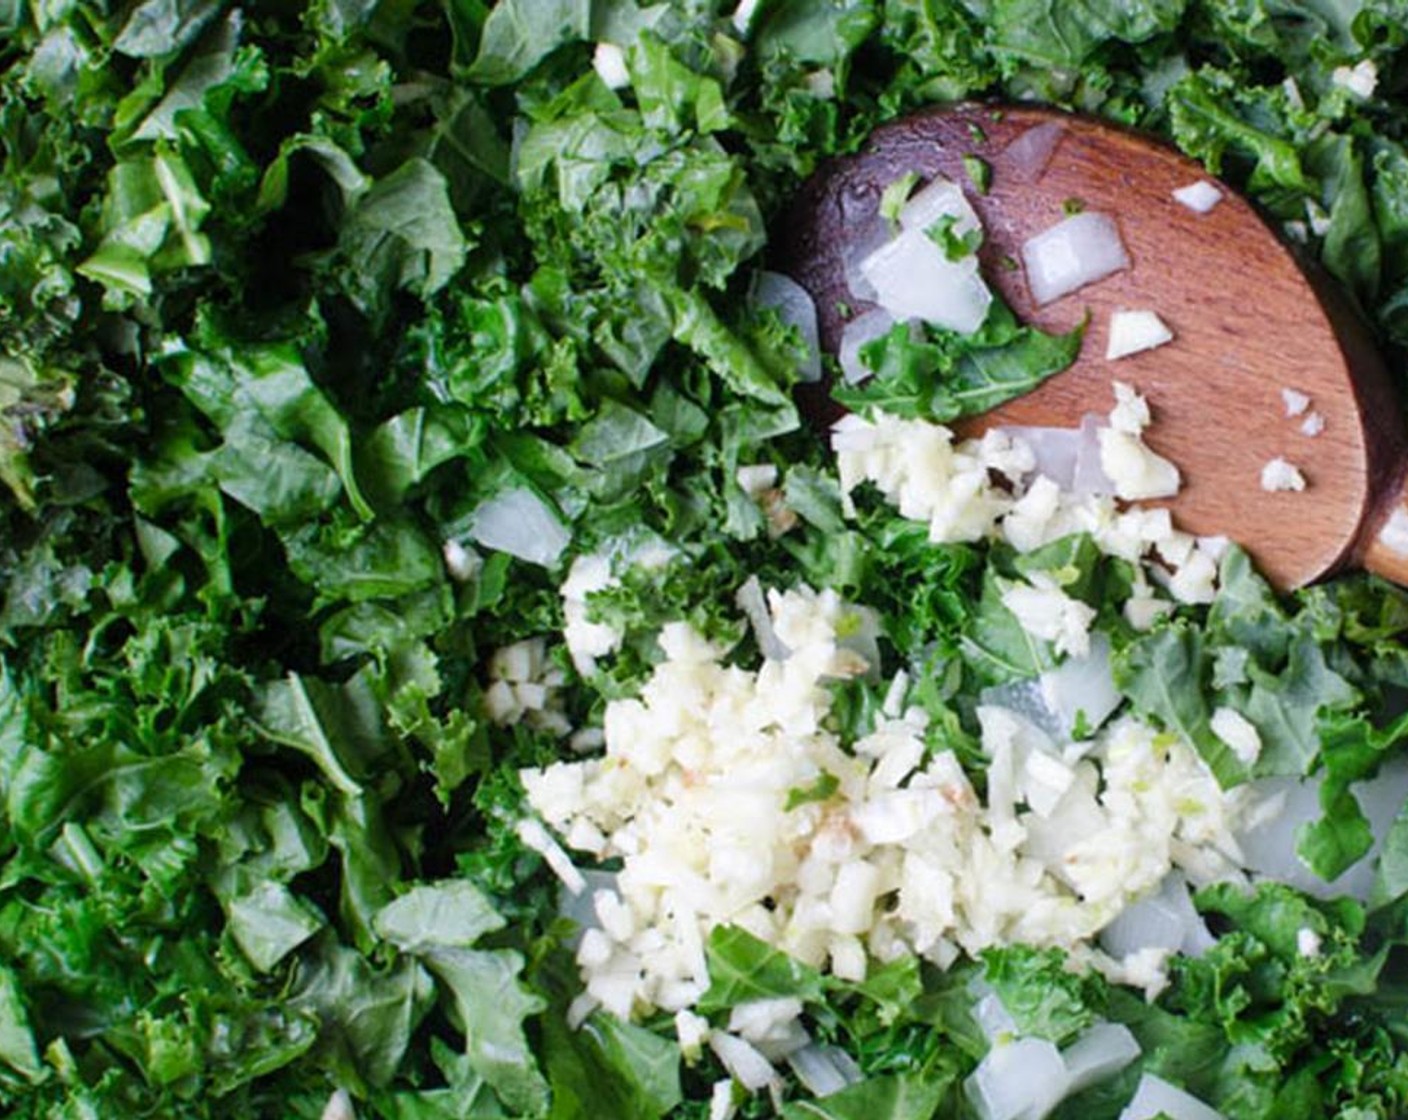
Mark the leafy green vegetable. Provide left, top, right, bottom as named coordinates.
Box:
left=879, top=171, right=920, bottom=226
left=925, top=213, right=984, bottom=260
left=981, top=946, right=1100, bottom=1044
left=833, top=300, right=1084, bottom=421
left=5, top=1, right=1408, bottom=1116
left=697, top=926, right=827, bottom=1014
left=785, top=771, right=841, bottom=810
left=780, top=1073, right=950, bottom=1120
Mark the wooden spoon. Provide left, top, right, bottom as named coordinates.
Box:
left=775, top=104, right=1408, bottom=591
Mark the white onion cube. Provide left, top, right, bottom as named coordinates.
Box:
left=1039, top=632, right=1122, bottom=738
left=1022, top=212, right=1130, bottom=305
left=710, top=1031, right=778, bottom=1092
left=1062, top=1022, right=1140, bottom=1094
left=754, top=270, right=821, bottom=382
left=899, top=176, right=981, bottom=238
left=860, top=227, right=993, bottom=334
left=838, top=307, right=897, bottom=384
left=966, top=1036, right=1068, bottom=1120
left=1119, top=1073, right=1225, bottom=1120
left=1172, top=180, right=1223, bottom=214
left=470, top=486, right=570, bottom=567
left=1100, top=872, right=1213, bottom=960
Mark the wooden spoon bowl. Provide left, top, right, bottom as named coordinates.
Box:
left=775, top=104, right=1408, bottom=591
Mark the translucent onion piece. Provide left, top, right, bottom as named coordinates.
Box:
left=1237, top=755, right=1408, bottom=900
left=470, top=486, right=570, bottom=567
left=1119, top=1073, right=1225, bottom=1120
left=321, top=1089, right=357, bottom=1120
left=979, top=677, right=1064, bottom=741
left=899, top=176, right=982, bottom=237
left=1099, top=871, right=1214, bottom=960
left=1021, top=212, right=1130, bottom=305
left=998, top=425, right=1083, bottom=491
left=838, top=307, right=897, bottom=384
left=970, top=985, right=1018, bottom=1043
left=787, top=1045, right=853, bottom=1098
left=736, top=575, right=790, bottom=662
left=1003, top=122, right=1066, bottom=183
left=841, top=216, right=889, bottom=301
left=966, top=1037, right=1068, bottom=1120
left=1073, top=413, right=1118, bottom=496
left=1039, top=633, right=1122, bottom=738
left=1062, top=1023, right=1141, bottom=1094
left=860, top=226, right=992, bottom=334
left=710, top=1032, right=777, bottom=1092
left=754, top=270, right=822, bottom=382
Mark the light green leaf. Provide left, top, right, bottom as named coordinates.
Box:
left=373, top=881, right=506, bottom=953
left=224, top=881, right=325, bottom=972
left=422, top=947, right=549, bottom=1115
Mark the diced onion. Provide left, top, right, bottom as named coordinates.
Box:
left=1281, top=387, right=1311, bottom=417
left=1210, top=707, right=1262, bottom=766
left=592, top=43, right=630, bottom=89
left=1119, top=1073, right=1225, bottom=1120
left=442, top=539, right=480, bottom=582
left=470, top=487, right=570, bottom=567
left=860, top=226, right=993, bottom=334
left=321, top=1089, right=356, bottom=1120
left=979, top=677, right=1064, bottom=740
left=1238, top=757, right=1408, bottom=901
left=1171, top=180, right=1223, bottom=214
left=736, top=576, right=790, bottom=662
left=970, top=985, right=1018, bottom=1042
left=1021, top=212, right=1130, bottom=305
left=838, top=307, right=897, bottom=384
left=754, top=270, right=822, bottom=382
left=966, top=1037, right=1068, bottom=1120
left=517, top=818, right=587, bottom=895
left=1073, top=413, right=1117, bottom=496
left=787, top=1045, right=854, bottom=1098
left=1062, top=1023, right=1141, bottom=1094
left=998, top=425, right=1082, bottom=491
left=841, top=217, right=889, bottom=301
left=1099, top=872, right=1213, bottom=960
left=1236, top=778, right=1329, bottom=895
left=1106, top=309, right=1174, bottom=360
left=1098, top=427, right=1181, bottom=501
left=1023, top=774, right=1107, bottom=876
left=898, top=176, right=982, bottom=237
left=1039, top=633, right=1122, bottom=738
left=1003, top=122, right=1066, bottom=183
left=558, top=870, right=620, bottom=945
left=728, top=998, right=804, bottom=1045
left=710, top=1031, right=778, bottom=1092
left=709, top=1078, right=736, bottom=1120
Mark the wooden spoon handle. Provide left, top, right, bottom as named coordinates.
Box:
left=1358, top=464, right=1408, bottom=585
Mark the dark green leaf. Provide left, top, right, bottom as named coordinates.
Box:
left=373, top=880, right=507, bottom=952
left=337, top=158, right=469, bottom=324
